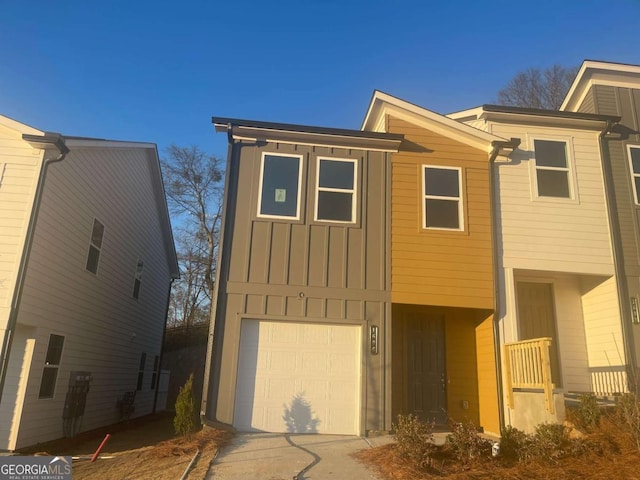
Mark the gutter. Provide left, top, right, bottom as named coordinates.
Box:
left=488, top=137, right=521, bottom=432
left=597, top=120, right=637, bottom=376
left=0, top=134, right=69, bottom=406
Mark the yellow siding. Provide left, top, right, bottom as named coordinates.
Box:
left=388, top=116, right=494, bottom=309
left=475, top=314, right=499, bottom=435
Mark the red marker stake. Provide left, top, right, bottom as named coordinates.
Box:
left=90, top=434, right=111, bottom=462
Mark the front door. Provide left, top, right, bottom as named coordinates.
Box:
left=406, top=313, right=447, bottom=424
left=517, top=281, right=562, bottom=387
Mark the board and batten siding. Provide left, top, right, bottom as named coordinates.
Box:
left=489, top=123, right=614, bottom=275
left=213, top=140, right=392, bottom=432
left=0, top=125, right=43, bottom=330
left=387, top=116, right=494, bottom=309
left=12, top=146, right=173, bottom=448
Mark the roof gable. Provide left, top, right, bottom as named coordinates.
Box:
left=362, top=91, right=506, bottom=153
left=561, top=60, right=640, bottom=112
left=0, top=114, right=44, bottom=136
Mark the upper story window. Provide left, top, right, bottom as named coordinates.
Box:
left=628, top=146, right=640, bottom=204
left=422, top=166, right=463, bottom=230
left=39, top=334, right=65, bottom=399
left=132, top=259, right=144, bottom=299
left=533, top=139, right=571, bottom=198
left=257, top=153, right=303, bottom=219
left=86, top=218, right=104, bottom=274
left=315, top=158, right=357, bottom=223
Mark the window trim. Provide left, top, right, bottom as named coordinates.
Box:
left=38, top=334, right=65, bottom=399
left=627, top=145, right=640, bottom=205
left=256, top=152, right=304, bottom=220
left=136, top=352, right=146, bottom=391
left=421, top=165, right=464, bottom=232
left=86, top=218, right=105, bottom=274
left=314, top=156, right=358, bottom=224
left=530, top=136, right=577, bottom=202
left=132, top=259, right=144, bottom=299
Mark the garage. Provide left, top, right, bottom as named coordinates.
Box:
left=233, top=320, right=362, bottom=435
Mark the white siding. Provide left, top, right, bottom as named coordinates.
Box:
left=11, top=146, right=173, bottom=449
left=0, top=125, right=42, bottom=330
left=491, top=123, right=614, bottom=275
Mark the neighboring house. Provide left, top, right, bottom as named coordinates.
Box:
left=203, top=118, right=403, bottom=435
left=0, top=115, right=179, bottom=451
left=361, top=92, right=517, bottom=436
left=449, top=104, right=626, bottom=430
left=561, top=60, right=640, bottom=376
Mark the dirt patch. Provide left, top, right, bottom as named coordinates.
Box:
left=19, top=412, right=232, bottom=480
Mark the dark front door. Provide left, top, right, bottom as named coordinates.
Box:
left=406, top=313, right=447, bottom=424
left=517, top=281, right=562, bottom=387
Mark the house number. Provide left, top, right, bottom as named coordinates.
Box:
left=370, top=325, right=379, bottom=355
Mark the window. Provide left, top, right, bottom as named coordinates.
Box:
left=136, top=352, right=146, bottom=391
left=628, top=146, right=640, bottom=204
left=315, top=158, right=357, bottom=222
left=150, top=355, right=159, bottom=390
left=86, top=218, right=104, bottom=274
left=132, top=259, right=144, bottom=299
left=257, top=153, right=303, bottom=219
left=39, top=334, right=65, bottom=399
left=533, top=139, right=571, bottom=198
left=422, top=166, right=463, bottom=230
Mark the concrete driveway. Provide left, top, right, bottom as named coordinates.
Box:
left=206, top=433, right=393, bottom=479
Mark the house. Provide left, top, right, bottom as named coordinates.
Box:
left=361, top=92, right=518, bottom=436
left=0, top=115, right=179, bottom=451
left=202, top=118, right=403, bottom=435
left=561, top=60, right=640, bottom=376
left=449, top=104, right=626, bottom=431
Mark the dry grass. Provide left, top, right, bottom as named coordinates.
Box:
left=356, top=416, right=640, bottom=480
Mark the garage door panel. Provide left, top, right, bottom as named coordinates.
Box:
left=234, top=320, right=361, bottom=435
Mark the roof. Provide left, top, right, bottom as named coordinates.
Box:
left=561, top=60, right=640, bottom=111
left=212, top=116, right=404, bottom=152
left=448, top=103, right=619, bottom=129
left=362, top=91, right=506, bottom=153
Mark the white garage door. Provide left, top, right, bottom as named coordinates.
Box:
left=234, top=320, right=362, bottom=435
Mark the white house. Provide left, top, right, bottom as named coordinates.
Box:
left=450, top=105, right=626, bottom=430
left=0, top=115, right=179, bottom=451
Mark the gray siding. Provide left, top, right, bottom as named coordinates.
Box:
left=13, top=146, right=174, bottom=448
left=211, top=141, right=392, bottom=432
left=577, top=87, right=595, bottom=114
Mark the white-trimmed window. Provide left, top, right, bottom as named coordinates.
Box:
left=422, top=166, right=463, bottom=230
left=86, top=218, right=104, bottom=274
left=315, top=157, right=357, bottom=223
left=136, top=352, right=146, bottom=391
left=257, top=153, right=303, bottom=219
left=132, top=259, right=144, bottom=299
left=628, top=146, right=640, bottom=204
left=39, top=334, right=65, bottom=399
left=533, top=139, right=571, bottom=198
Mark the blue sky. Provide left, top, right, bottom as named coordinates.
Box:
left=1, top=0, right=639, bottom=160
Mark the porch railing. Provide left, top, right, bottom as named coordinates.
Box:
left=503, top=337, right=555, bottom=414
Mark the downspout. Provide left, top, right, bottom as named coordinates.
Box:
left=489, top=137, right=520, bottom=432
left=0, top=134, right=69, bottom=407
left=200, top=123, right=235, bottom=428
left=598, top=120, right=636, bottom=377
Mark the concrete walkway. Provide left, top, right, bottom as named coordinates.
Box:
left=206, top=433, right=394, bottom=480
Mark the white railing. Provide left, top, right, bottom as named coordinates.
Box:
left=503, top=337, right=555, bottom=413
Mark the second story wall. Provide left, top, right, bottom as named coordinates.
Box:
left=488, top=122, right=614, bottom=275
left=225, top=141, right=390, bottom=301
left=387, top=116, right=494, bottom=309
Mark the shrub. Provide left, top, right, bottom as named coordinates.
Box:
left=392, top=414, right=436, bottom=469
left=529, top=423, right=587, bottom=462
left=174, top=373, right=197, bottom=437
left=616, top=392, right=640, bottom=451
left=445, top=420, right=492, bottom=464
left=499, top=425, right=532, bottom=462
left=571, top=393, right=601, bottom=430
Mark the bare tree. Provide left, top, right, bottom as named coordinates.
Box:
left=496, top=64, right=579, bottom=110
left=162, top=145, right=224, bottom=327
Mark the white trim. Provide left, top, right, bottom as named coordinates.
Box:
left=528, top=136, right=579, bottom=204
left=64, top=139, right=156, bottom=149
left=256, top=152, right=304, bottom=220
left=421, top=165, right=464, bottom=231
left=0, top=114, right=43, bottom=136
left=314, top=157, right=357, bottom=224
left=627, top=145, right=640, bottom=205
